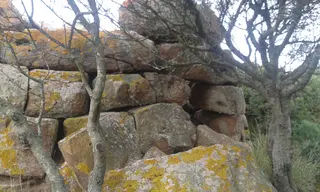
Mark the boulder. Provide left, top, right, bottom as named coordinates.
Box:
left=119, top=0, right=225, bottom=45
left=196, top=125, right=247, bottom=147
left=25, top=70, right=89, bottom=118
left=98, top=74, right=156, bottom=111
left=130, top=103, right=196, bottom=153
left=194, top=110, right=248, bottom=140
left=58, top=112, right=141, bottom=189
left=143, top=147, right=166, bottom=159
left=3, top=30, right=157, bottom=73
left=144, top=72, right=190, bottom=105
left=157, top=44, right=236, bottom=85
left=190, top=84, right=246, bottom=115
left=0, top=116, right=58, bottom=178
left=102, top=145, right=276, bottom=192
left=0, top=64, right=28, bottom=111
left=59, top=162, right=82, bottom=192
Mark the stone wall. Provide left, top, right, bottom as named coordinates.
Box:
left=0, top=1, right=276, bottom=191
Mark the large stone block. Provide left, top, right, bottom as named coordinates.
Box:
left=157, top=44, right=236, bottom=85
left=194, top=110, right=248, bottom=140
left=25, top=70, right=89, bottom=118
left=58, top=112, right=140, bottom=189
left=0, top=116, right=58, bottom=178
left=102, top=145, right=276, bottom=192
left=0, top=64, right=28, bottom=111
left=3, top=30, right=157, bottom=73
left=190, top=84, right=246, bottom=115
left=130, top=103, right=196, bottom=153
left=144, top=72, right=190, bottom=105
left=98, top=74, right=156, bottom=111
left=119, top=0, right=225, bottom=45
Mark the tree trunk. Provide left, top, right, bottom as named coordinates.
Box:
left=267, top=96, right=297, bottom=192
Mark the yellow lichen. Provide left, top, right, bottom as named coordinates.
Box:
left=167, top=156, right=180, bottom=165
left=108, top=74, right=124, bottom=82
left=181, top=147, right=211, bottom=164
left=104, top=170, right=126, bottom=190
left=45, top=92, right=61, bottom=111
left=63, top=117, right=88, bottom=136
left=75, top=162, right=90, bottom=175
left=144, top=159, right=158, bottom=165
left=122, top=180, right=139, bottom=192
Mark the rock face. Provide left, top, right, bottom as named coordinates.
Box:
left=25, top=70, right=89, bottom=118
left=195, top=110, right=248, bottom=140
left=58, top=112, right=140, bottom=189
left=144, top=72, right=190, bottom=105
left=119, top=0, right=225, bottom=45
left=0, top=64, right=28, bottom=111
left=130, top=103, right=196, bottom=153
left=0, top=116, right=58, bottom=178
left=157, top=44, right=236, bottom=85
left=143, top=146, right=167, bottom=159
left=102, top=145, right=276, bottom=192
left=99, top=74, right=156, bottom=111
left=190, top=84, right=246, bottom=114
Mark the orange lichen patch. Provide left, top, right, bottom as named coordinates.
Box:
left=63, top=117, right=88, bottom=136
left=0, top=127, right=24, bottom=175
left=180, top=147, right=211, bottom=163
left=167, top=156, right=180, bottom=165
left=75, top=162, right=90, bottom=175
left=144, top=159, right=158, bottom=165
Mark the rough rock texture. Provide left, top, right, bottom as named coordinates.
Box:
left=157, top=44, right=236, bottom=85
left=119, top=0, right=225, bottom=45
left=190, top=84, right=246, bottom=115
left=3, top=30, right=157, bottom=73
left=144, top=72, right=190, bottom=105
left=59, top=162, right=82, bottom=191
left=102, top=145, right=276, bottom=192
left=143, top=147, right=167, bottom=159
left=99, top=74, right=156, bottom=111
left=58, top=112, right=140, bottom=189
left=0, top=116, right=58, bottom=178
left=196, top=125, right=247, bottom=147
left=195, top=110, right=248, bottom=140
left=25, top=70, right=89, bottom=118
left=0, top=0, right=25, bottom=31
left=130, top=103, right=196, bottom=153
left=0, top=64, right=28, bottom=111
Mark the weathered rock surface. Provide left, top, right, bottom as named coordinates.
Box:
left=98, top=74, right=156, bottom=111
left=144, top=72, right=190, bottom=105
left=0, top=64, right=28, bottom=111
left=25, top=70, right=89, bottom=118
left=157, top=43, right=236, bottom=85
left=143, top=146, right=167, bottom=159
left=190, top=84, right=246, bottom=114
left=58, top=112, right=140, bottom=189
left=130, top=103, right=196, bottom=153
left=0, top=0, right=26, bottom=31
left=0, top=116, right=58, bottom=178
left=196, top=125, right=247, bottom=147
left=102, top=145, right=276, bottom=192
left=59, top=162, right=82, bottom=192
left=3, top=30, right=157, bottom=73
left=119, top=0, right=225, bottom=45
left=195, top=110, right=248, bottom=140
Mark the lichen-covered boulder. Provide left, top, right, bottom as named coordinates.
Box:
left=0, top=64, right=28, bottom=111
left=195, top=110, right=248, bottom=140
left=144, top=72, right=190, bottom=105
left=102, top=144, right=276, bottom=192
left=196, top=125, right=247, bottom=147
left=119, top=0, right=225, bottom=45
left=157, top=44, right=236, bottom=85
left=59, top=162, right=82, bottom=192
left=25, top=70, right=89, bottom=118
left=130, top=103, right=196, bottom=153
left=3, top=30, right=157, bottom=73
left=190, top=84, right=246, bottom=115
left=58, top=112, right=141, bottom=189
left=98, top=74, right=156, bottom=111
left=0, top=116, right=58, bottom=178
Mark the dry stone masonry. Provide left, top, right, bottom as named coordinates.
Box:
left=0, top=0, right=275, bottom=191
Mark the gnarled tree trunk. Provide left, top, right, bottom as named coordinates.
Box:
left=267, top=96, right=297, bottom=192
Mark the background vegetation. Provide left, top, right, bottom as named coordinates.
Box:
left=246, top=71, right=320, bottom=192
